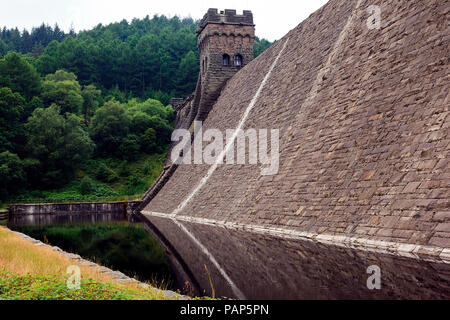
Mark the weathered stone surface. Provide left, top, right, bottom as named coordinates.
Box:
left=140, top=0, right=450, bottom=299
left=145, top=0, right=449, bottom=247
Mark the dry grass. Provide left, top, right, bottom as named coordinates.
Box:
left=0, top=226, right=178, bottom=300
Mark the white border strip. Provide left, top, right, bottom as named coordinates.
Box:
left=143, top=211, right=450, bottom=265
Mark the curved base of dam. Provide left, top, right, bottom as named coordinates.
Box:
left=139, top=212, right=450, bottom=300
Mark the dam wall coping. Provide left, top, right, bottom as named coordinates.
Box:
left=9, top=201, right=142, bottom=216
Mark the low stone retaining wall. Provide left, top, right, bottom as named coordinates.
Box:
left=9, top=201, right=142, bottom=216
left=0, top=210, right=8, bottom=221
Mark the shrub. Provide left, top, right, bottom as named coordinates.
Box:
left=140, top=128, right=157, bottom=154
left=118, top=160, right=130, bottom=177
left=95, top=163, right=119, bottom=183
left=80, top=176, right=95, bottom=195
left=119, top=135, right=140, bottom=161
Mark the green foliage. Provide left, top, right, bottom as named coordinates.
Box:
left=0, top=39, right=8, bottom=57
left=80, top=176, right=95, bottom=195
left=25, top=96, right=44, bottom=118
left=95, top=163, right=119, bottom=183
left=0, top=52, right=41, bottom=100
left=44, top=69, right=78, bottom=82
left=126, top=98, right=174, bottom=152
left=1, top=23, right=70, bottom=55
left=0, top=151, right=26, bottom=199
left=0, top=16, right=273, bottom=204
left=175, top=50, right=199, bottom=96
left=124, top=173, right=148, bottom=196
left=254, top=37, right=274, bottom=58
left=119, top=135, right=141, bottom=161
left=25, top=105, right=94, bottom=187
left=0, top=87, right=25, bottom=153
left=81, top=84, right=101, bottom=120
left=118, top=160, right=131, bottom=177
left=89, top=100, right=130, bottom=155
left=0, top=269, right=172, bottom=300
left=141, top=128, right=157, bottom=154
left=41, top=70, right=84, bottom=114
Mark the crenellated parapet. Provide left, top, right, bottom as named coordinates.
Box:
left=197, top=9, right=254, bottom=34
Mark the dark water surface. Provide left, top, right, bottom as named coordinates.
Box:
left=7, top=212, right=178, bottom=290
left=142, top=214, right=450, bottom=300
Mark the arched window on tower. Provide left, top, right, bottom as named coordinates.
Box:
left=234, top=54, right=243, bottom=67
left=222, top=54, right=230, bottom=66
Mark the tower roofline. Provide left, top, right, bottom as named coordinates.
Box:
left=197, top=8, right=254, bottom=35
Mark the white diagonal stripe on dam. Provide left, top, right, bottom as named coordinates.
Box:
left=145, top=39, right=291, bottom=300
left=172, top=37, right=291, bottom=216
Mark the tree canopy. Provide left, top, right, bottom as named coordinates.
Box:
left=0, top=52, right=41, bottom=100
left=25, top=104, right=94, bottom=187
left=0, top=15, right=273, bottom=201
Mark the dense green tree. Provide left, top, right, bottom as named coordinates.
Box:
left=119, top=134, right=141, bottom=161
left=21, top=30, right=33, bottom=53
left=175, top=50, right=199, bottom=96
left=140, top=128, right=157, bottom=153
left=35, top=40, right=59, bottom=74
left=81, top=85, right=101, bottom=120
left=127, top=98, right=172, bottom=121
left=0, top=52, right=41, bottom=100
left=95, top=163, right=119, bottom=183
left=0, top=39, right=8, bottom=57
left=254, top=37, right=274, bottom=58
left=24, top=96, right=44, bottom=118
left=25, top=104, right=94, bottom=186
left=0, top=151, right=26, bottom=199
left=126, top=98, right=173, bottom=150
left=80, top=176, right=95, bottom=195
left=41, top=70, right=84, bottom=114
left=30, top=42, right=45, bottom=58
left=44, top=69, right=78, bottom=82
left=89, top=100, right=130, bottom=155
left=22, top=15, right=272, bottom=103
left=0, top=87, right=25, bottom=153
left=0, top=15, right=274, bottom=200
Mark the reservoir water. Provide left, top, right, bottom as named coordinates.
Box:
left=5, top=211, right=179, bottom=291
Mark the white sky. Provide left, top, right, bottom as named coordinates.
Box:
left=0, top=0, right=329, bottom=41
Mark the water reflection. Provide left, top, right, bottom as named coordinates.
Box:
left=141, top=214, right=450, bottom=300
left=8, top=211, right=126, bottom=227
left=7, top=211, right=177, bottom=290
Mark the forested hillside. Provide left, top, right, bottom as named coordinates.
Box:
left=0, top=15, right=273, bottom=206
left=1, top=16, right=272, bottom=101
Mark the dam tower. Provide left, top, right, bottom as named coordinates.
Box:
left=195, top=8, right=255, bottom=121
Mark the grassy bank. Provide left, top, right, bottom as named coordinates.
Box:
left=0, top=226, right=178, bottom=300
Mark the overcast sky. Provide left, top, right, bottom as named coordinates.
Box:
left=0, top=0, right=329, bottom=41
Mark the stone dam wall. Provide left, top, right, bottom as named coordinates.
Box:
left=139, top=0, right=450, bottom=299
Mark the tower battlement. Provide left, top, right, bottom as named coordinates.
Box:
left=197, top=9, right=254, bottom=34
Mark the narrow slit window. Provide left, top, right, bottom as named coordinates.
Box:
left=234, top=54, right=243, bottom=67
left=222, top=54, right=230, bottom=66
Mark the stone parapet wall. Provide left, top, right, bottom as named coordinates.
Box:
left=9, top=201, right=141, bottom=216
left=197, top=8, right=254, bottom=34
